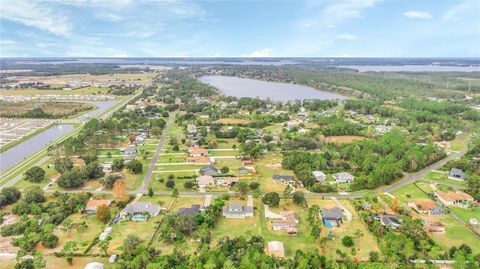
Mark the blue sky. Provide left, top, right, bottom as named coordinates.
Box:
left=0, top=0, right=479, bottom=57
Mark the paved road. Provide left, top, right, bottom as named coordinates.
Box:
left=382, top=150, right=468, bottom=193
left=136, top=111, right=176, bottom=194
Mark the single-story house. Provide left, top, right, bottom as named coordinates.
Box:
left=223, top=196, right=254, bottom=218
left=267, top=241, right=285, bottom=258
left=178, top=204, right=201, bottom=216
left=333, top=172, right=355, bottom=183
left=238, top=167, right=250, bottom=174
left=312, top=171, right=326, bottom=182
left=320, top=207, right=343, bottom=227
left=448, top=168, right=465, bottom=181
left=187, top=156, right=213, bottom=165
left=124, top=147, right=137, bottom=155
left=84, top=262, right=104, bottom=269
left=200, top=165, right=219, bottom=176
left=215, top=177, right=239, bottom=187
left=470, top=218, right=479, bottom=226
left=424, top=221, right=446, bottom=234
left=379, top=215, right=402, bottom=229
left=84, top=199, right=112, bottom=214
left=100, top=162, right=113, bottom=174
left=287, top=227, right=298, bottom=236
left=434, top=190, right=474, bottom=207
left=188, top=146, right=208, bottom=157
left=270, top=211, right=299, bottom=231
left=407, top=200, right=445, bottom=215
left=120, top=202, right=161, bottom=219
left=272, top=175, right=295, bottom=186
left=196, top=175, right=215, bottom=188
left=187, top=124, right=197, bottom=134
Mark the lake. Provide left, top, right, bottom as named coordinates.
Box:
left=199, top=76, right=345, bottom=102
left=0, top=124, right=74, bottom=173
left=0, top=100, right=118, bottom=173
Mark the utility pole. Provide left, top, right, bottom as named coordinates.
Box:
left=447, top=80, right=449, bottom=89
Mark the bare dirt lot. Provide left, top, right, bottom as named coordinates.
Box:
left=325, top=135, right=367, bottom=144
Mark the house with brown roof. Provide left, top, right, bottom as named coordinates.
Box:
left=187, top=156, right=212, bottom=165
left=214, top=177, right=239, bottom=187
left=196, top=175, right=215, bottom=189
left=408, top=200, right=446, bottom=215
left=434, top=190, right=474, bottom=207
left=188, top=146, right=208, bottom=157
left=85, top=199, right=112, bottom=214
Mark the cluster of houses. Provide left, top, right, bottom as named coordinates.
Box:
left=272, top=171, right=355, bottom=187
left=187, top=146, right=214, bottom=165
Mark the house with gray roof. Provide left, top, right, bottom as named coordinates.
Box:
left=120, top=202, right=162, bottom=219
left=448, top=168, right=465, bottom=181
left=379, top=215, right=402, bottom=229
left=223, top=196, right=254, bottom=219
left=272, top=175, right=295, bottom=186
left=333, top=172, right=354, bottom=183
left=320, top=207, right=344, bottom=227
left=200, top=165, right=219, bottom=176
left=178, top=204, right=201, bottom=216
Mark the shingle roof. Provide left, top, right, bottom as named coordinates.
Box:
left=320, top=207, right=343, bottom=220
left=178, top=204, right=201, bottom=216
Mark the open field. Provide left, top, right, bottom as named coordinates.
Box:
left=0, top=101, right=95, bottom=118
left=0, top=119, right=52, bottom=150
left=254, top=152, right=296, bottom=192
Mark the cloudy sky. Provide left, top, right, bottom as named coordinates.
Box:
left=0, top=0, right=479, bottom=57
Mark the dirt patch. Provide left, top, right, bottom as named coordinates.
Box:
left=0, top=236, right=19, bottom=259
left=325, top=136, right=367, bottom=144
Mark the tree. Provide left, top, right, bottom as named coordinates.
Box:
left=283, top=185, right=293, bottom=199
left=61, top=241, right=78, bottom=265
left=369, top=251, right=379, bottom=262
left=292, top=191, right=306, bottom=206
left=24, top=166, right=45, bottom=183
left=150, top=126, right=162, bottom=137
left=262, top=192, right=280, bottom=207
left=311, top=224, right=321, bottom=239
left=54, top=157, right=73, bottom=174
left=98, top=240, right=110, bottom=256
left=84, top=162, right=104, bottom=179
left=126, top=160, right=143, bottom=174
left=124, top=235, right=142, bottom=255
left=24, top=186, right=45, bottom=203
left=249, top=182, right=260, bottom=190
left=172, top=188, right=179, bottom=198
left=184, top=181, right=195, bottom=189
left=0, top=187, right=21, bottom=207
left=221, top=166, right=229, bottom=174
left=391, top=198, right=399, bottom=213
left=342, top=236, right=354, bottom=247
left=57, top=170, right=85, bottom=188
left=112, top=158, right=125, bottom=171
left=235, top=181, right=249, bottom=196
left=148, top=187, right=154, bottom=197
left=166, top=179, right=175, bottom=189
left=113, top=180, right=129, bottom=202
left=41, top=233, right=58, bottom=248
left=96, top=205, right=111, bottom=223
left=61, top=219, right=74, bottom=237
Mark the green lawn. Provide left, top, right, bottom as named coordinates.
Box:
left=390, top=182, right=430, bottom=203
left=423, top=171, right=466, bottom=187
left=448, top=207, right=480, bottom=226
left=208, top=150, right=240, bottom=156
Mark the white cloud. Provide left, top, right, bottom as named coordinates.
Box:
left=298, top=0, right=378, bottom=28
left=0, top=39, right=16, bottom=46
left=0, top=0, right=72, bottom=35
left=403, top=10, right=433, bottom=19
left=336, top=34, right=358, bottom=40
left=242, top=48, right=275, bottom=57
left=443, top=0, right=476, bottom=21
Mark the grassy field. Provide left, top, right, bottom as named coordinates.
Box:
left=448, top=207, right=480, bottom=226
left=422, top=214, right=480, bottom=254
left=254, top=152, right=295, bottom=192
left=214, top=118, right=252, bottom=124
left=422, top=171, right=466, bottom=187
left=390, top=182, right=430, bottom=203
left=325, top=136, right=368, bottom=144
